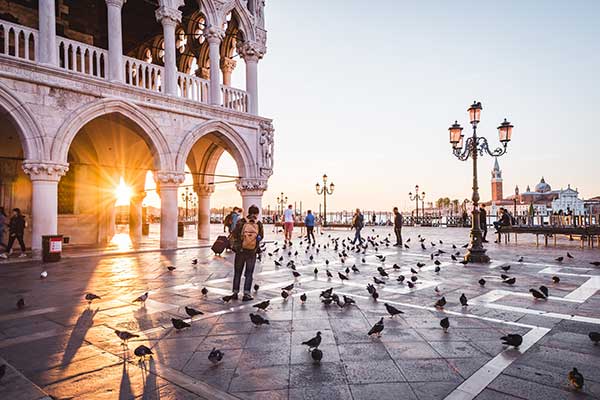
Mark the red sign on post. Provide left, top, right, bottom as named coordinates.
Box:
left=49, top=237, right=62, bottom=253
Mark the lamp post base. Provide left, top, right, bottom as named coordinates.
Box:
left=465, top=247, right=490, bottom=263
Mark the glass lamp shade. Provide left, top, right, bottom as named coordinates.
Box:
left=329, top=183, right=335, bottom=192
left=449, top=121, right=463, bottom=145
left=322, top=174, right=328, bottom=183
left=497, top=118, right=513, bottom=143
left=467, top=101, right=482, bottom=124
left=315, top=183, right=320, bottom=192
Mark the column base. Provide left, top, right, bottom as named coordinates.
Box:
left=464, top=248, right=490, bottom=263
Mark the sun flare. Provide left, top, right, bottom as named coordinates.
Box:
left=115, top=177, right=133, bottom=206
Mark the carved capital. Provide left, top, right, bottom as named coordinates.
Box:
left=105, top=0, right=127, bottom=8
left=220, top=57, right=237, bottom=73
left=195, top=183, right=215, bottom=196
left=154, top=171, right=185, bottom=186
left=155, top=6, right=182, bottom=25
left=237, top=41, right=266, bottom=61
left=204, top=25, right=225, bottom=44
left=22, top=161, right=69, bottom=182
left=236, top=178, right=268, bottom=193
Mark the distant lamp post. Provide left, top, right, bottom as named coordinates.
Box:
left=181, top=187, right=196, bottom=223
left=449, top=101, right=514, bottom=263
left=316, top=174, right=334, bottom=226
left=409, top=185, right=425, bottom=223
left=514, top=186, right=519, bottom=220
left=276, top=192, right=287, bottom=215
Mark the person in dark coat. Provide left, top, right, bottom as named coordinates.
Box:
left=479, top=204, right=488, bottom=243
left=3, top=208, right=27, bottom=258
left=393, top=207, right=403, bottom=246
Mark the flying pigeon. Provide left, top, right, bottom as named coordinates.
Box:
left=301, top=331, right=322, bottom=350
left=500, top=334, right=523, bottom=348
left=208, top=347, right=224, bottom=364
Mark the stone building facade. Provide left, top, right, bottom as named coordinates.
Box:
left=0, top=0, right=274, bottom=255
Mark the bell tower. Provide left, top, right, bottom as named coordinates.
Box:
left=491, top=157, right=503, bottom=203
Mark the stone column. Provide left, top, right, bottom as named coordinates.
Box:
left=155, top=171, right=184, bottom=249
left=22, top=162, right=69, bottom=256
left=220, top=57, right=236, bottom=86
left=195, top=184, right=214, bottom=240
left=238, top=41, right=265, bottom=115
left=128, top=191, right=145, bottom=244
left=106, top=0, right=127, bottom=82
left=155, top=3, right=183, bottom=96
left=38, top=0, right=57, bottom=65
left=236, top=179, right=268, bottom=220
left=204, top=25, right=224, bottom=106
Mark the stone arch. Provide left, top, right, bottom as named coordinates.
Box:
left=176, top=119, right=255, bottom=180
left=219, top=0, right=255, bottom=42
left=0, top=80, right=46, bottom=161
left=51, top=98, right=173, bottom=171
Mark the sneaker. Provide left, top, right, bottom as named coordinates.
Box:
left=231, top=293, right=239, bottom=301
left=18, top=253, right=27, bottom=258
left=242, top=294, right=253, bottom=302
left=0, top=253, right=7, bottom=259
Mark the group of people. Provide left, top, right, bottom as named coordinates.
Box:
left=0, top=207, right=27, bottom=259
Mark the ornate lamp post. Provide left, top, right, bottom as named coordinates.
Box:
left=409, top=185, right=425, bottom=223
left=316, top=174, right=334, bottom=226
left=276, top=192, right=287, bottom=216
left=449, top=101, right=514, bottom=263
left=181, top=187, right=196, bottom=223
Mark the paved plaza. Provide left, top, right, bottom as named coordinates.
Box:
left=1, top=226, right=599, bottom=400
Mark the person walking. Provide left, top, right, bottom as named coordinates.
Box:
left=2, top=208, right=27, bottom=258
left=351, top=208, right=364, bottom=245
left=283, top=204, right=294, bottom=242
left=304, top=210, right=316, bottom=244
left=0, top=207, right=7, bottom=253
left=230, top=205, right=263, bottom=302
left=479, top=204, right=488, bottom=243
left=393, top=207, right=403, bottom=246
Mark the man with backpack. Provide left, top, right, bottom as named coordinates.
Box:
left=351, top=208, right=364, bottom=245
left=229, top=205, right=264, bottom=301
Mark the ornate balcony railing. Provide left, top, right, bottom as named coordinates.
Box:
left=57, top=37, right=107, bottom=79
left=221, top=85, right=248, bottom=112
left=0, top=20, right=38, bottom=62
left=177, top=72, right=210, bottom=103
left=124, top=56, right=163, bottom=93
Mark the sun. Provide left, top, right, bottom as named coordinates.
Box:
left=115, top=177, right=133, bottom=206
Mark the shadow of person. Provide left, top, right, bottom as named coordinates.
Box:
left=141, top=356, right=159, bottom=399
left=119, top=358, right=134, bottom=400
left=61, top=307, right=98, bottom=368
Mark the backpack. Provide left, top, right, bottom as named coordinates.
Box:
left=241, top=220, right=259, bottom=250
left=224, top=212, right=233, bottom=227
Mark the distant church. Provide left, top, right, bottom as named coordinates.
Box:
left=484, top=158, right=585, bottom=216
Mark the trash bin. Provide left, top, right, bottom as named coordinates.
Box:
left=42, top=235, right=63, bottom=263
left=177, top=222, right=184, bottom=237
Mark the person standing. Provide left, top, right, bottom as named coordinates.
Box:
left=393, top=207, right=403, bottom=246
left=3, top=208, right=27, bottom=258
left=351, top=208, right=364, bottom=245
left=230, top=205, right=264, bottom=301
left=304, top=210, right=316, bottom=244
left=0, top=207, right=7, bottom=252
left=230, top=207, right=240, bottom=233
left=479, top=204, right=488, bottom=243
left=283, top=204, right=294, bottom=242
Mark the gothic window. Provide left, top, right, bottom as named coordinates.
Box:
left=223, top=12, right=232, bottom=30
left=176, top=29, right=187, bottom=54
left=58, top=168, right=75, bottom=214
left=143, top=48, right=152, bottom=63
left=193, top=15, right=206, bottom=44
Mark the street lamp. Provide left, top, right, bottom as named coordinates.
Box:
left=316, top=174, right=334, bottom=226
left=449, top=101, right=514, bottom=263
left=276, top=192, right=287, bottom=215
left=409, top=185, right=425, bottom=223
left=181, top=187, right=196, bottom=223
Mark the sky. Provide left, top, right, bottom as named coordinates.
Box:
left=197, top=1, right=600, bottom=213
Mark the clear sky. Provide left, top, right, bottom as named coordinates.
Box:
left=208, top=0, right=600, bottom=213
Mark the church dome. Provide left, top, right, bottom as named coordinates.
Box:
left=535, top=177, right=551, bottom=193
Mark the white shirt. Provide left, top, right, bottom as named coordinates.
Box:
left=284, top=209, right=294, bottom=223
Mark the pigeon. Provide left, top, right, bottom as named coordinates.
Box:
left=568, top=368, right=584, bottom=390
left=397, top=275, right=405, bottom=283
left=250, top=313, right=269, bottom=326
left=385, top=303, right=404, bottom=317
left=567, top=252, right=574, bottom=259
left=373, top=277, right=386, bottom=285
left=311, top=348, right=323, bottom=363
left=253, top=300, right=270, bottom=311
left=208, top=347, right=224, bottom=364
left=281, top=290, right=289, bottom=300
left=343, top=295, right=355, bottom=305
left=191, top=258, right=198, bottom=265
left=300, top=293, right=307, bottom=303
left=410, top=275, right=418, bottom=282
left=503, top=277, right=516, bottom=285
left=588, top=332, right=600, bottom=344
left=451, top=255, right=457, bottom=261
left=352, top=265, right=360, bottom=273
left=459, top=260, right=469, bottom=265
left=254, top=284, right=260, bottom=292
left=292, top=271, right=301, bottom=278
left=0, top=364, right=5, bottom=381
left=222, top=295, right=235, bottom=303
left=434, top=259, right=441, bottom=266
left=301, top=331, right=322, bottom=350
left=552, top=276, right=560, bottom=284
left=539, top=285, right=549, bottom=298
left=462, top=243, right=468, bottom=248
left=201, top=287, right=208, bottom=296
left=338, top=272, right=349, bottom=281
left=518, top=256, right=524, bottom=262
left=16, top=298, right=25, bottom=310
left=166, top=265, right=176, bottom=271
left=410, top=268, right=418, bottom=274
left=407, top=281, right=415, bottom=289
left=321, top=288, right=333, bottom=298
left=115, top=330, right=139, bottom=344
left=434, top=266, right=441, bottom=273
left=133, top=292, right=149, bottom=304
left=133, top=344, right=153, bottom=359
left=440, top=317, right=450, bottom=332
left=345, top=266, right=350, bottom=274
left=500, top=274, right=510, bottom=280
left=416, top=262, right=426, bottom=268
left=478, top=278, right=486, bottom=286
left=368, top=317, right=384, bottom=337
left=326, top=270, right=333, bottom=279
left=314, top=267, right=319, bottom=275
left=530, top=288, right=546, bottom=300
left=501, top=265, right=511, bottom=272
left=434, top=297, right=447, bottom=308
left=171, top=318, right=191, bottom=330
left=555, top=256, right=564, bottom=262
left=378, top=269, right=389, bottom=278
left=500, top=334, right=523, bottom=348
left=282, top=283, right=294, bottom=291
left=85, top=293, right=101, bottom=304
left=40, top=271, right=48, bottom=279
left=459, top=293, right=468, bottom=307
left=591, top=262, right=600, bottom=267
left=185, top=306, right=204, bottom=317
